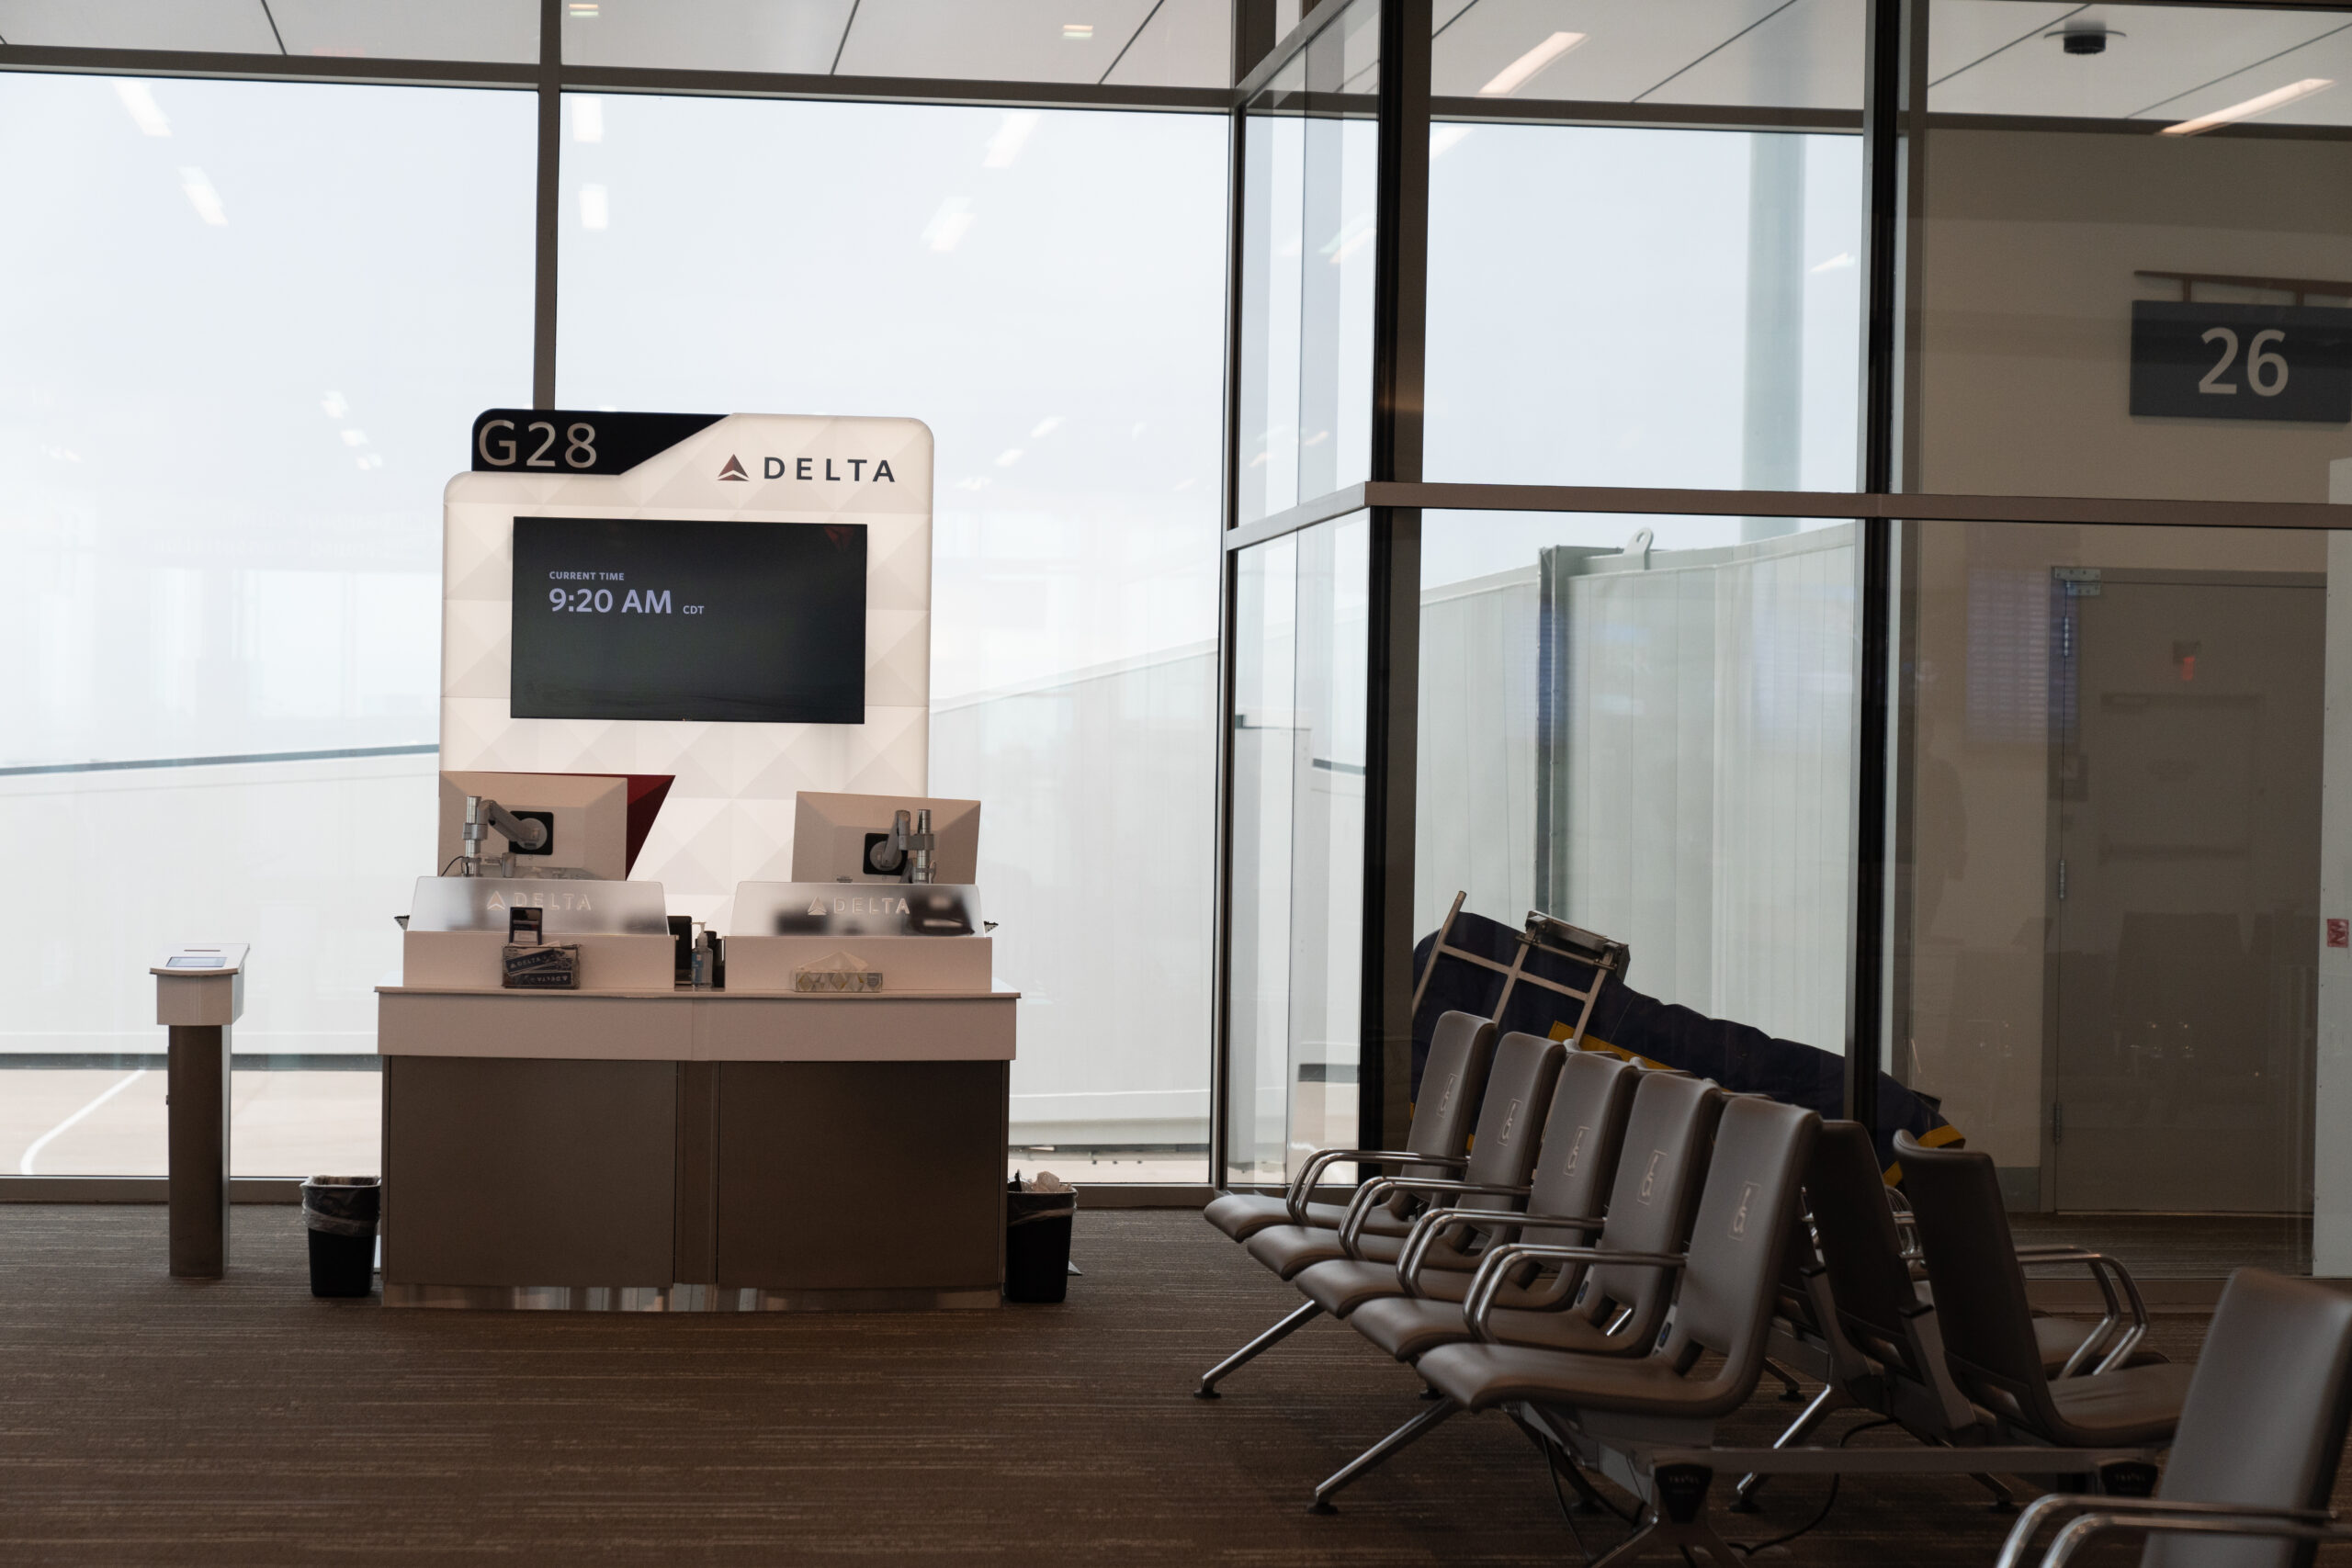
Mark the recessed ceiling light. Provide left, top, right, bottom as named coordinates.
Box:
left=568, top=4, right=598, bottom=17
left=2162, top=77, right=2335, bottom=136
left=1479, top=31, right=1586, bottom=96
left=1063, top=24, right=1093, bottom=40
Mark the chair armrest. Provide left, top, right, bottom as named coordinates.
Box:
left=1464, top=1245, right=1684, bottom=1343
left=2014, top=1249, right=2151, bottom=1375
left=1287, top=1147, right=1468, bottom=1222
left=1338, top=1177, right=1530, bottom=1256
left=1388, top=1197, right=1588, bottom=1294
left=1998, top=1496, right=2345, bottom=1568
left=1401, top=1213, right=1609, bottom=1297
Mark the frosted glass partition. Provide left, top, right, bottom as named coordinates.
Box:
left=730, top=882, right=983, bottom=938
left=1413, top=512, right=1854, bottom=1057
left=406, top=878, right=671, bottom=936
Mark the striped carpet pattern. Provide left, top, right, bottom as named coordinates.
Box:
left=0, top=1203, right=2291, bottom=1566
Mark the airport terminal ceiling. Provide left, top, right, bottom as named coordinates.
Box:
left=8, top=2, right=2352, bottom=125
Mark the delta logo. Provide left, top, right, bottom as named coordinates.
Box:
left=714, top=453, right=899, bottom=484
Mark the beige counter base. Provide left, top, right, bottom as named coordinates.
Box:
left=376, top=986, right=1019, bottom=1062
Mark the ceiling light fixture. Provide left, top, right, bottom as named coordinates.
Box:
left=1063, top=23, right=1093, bottom=40
left=2162, top=77, right=2335, bottom=136
left=1479, top=31, right=1586, bottom=96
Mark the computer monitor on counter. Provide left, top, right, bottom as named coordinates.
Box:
left=792, top=792, right=979, bottom=885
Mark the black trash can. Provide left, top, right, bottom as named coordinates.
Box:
left=302, top=1177, right=380, bottom=1298
left=1004, top=1183, right=1076, bottom=1303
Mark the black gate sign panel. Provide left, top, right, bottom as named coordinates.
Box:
left=2130, top=300, right=2352, bottom=423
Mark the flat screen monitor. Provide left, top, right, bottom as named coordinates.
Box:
left=510, top=515, right=865, bottom=724
left=791, top=792, right=980, bottom=885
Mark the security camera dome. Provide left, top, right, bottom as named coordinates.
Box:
left=2061, top=27, right=2109, bottom=55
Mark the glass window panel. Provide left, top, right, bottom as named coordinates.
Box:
left=1236, top=0, right=1380, bottom=525
left=1227, top=514, right=1370, bottom=1184
left=1894, top=517, right=2342, bottom=1280
left=1426, top=124, right=1862, bottom=489
left=1919, top=2, right=2352, bottom=502
left=0, top=73, right=536, bottom=1176
left=1416, top=510, right=1854, bottom=1055
left=1431, top=0, right=1863, bottom=111
left=560, top=95, right=1226, bottom=1181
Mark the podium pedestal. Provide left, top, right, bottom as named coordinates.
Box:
left=152, top=947, right=247, bottom=1280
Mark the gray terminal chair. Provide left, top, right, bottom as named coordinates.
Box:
left=1895, top=1131, right=2194, bottom=1451
left=1994, top=1267, right=2352, bottom=1568
left=1744, top=1120, right=2143, bottom=1512
left=1295, top=1069, right=1722, bottom=1514
left=1359, top=1097, right=1819, bottom=1553
left=1202, top=1010, right=1497, bottom=1244
left=1340, top=1069, right=1724, bottom=1368
left=1196, top=1030, right=1565, bottom=1397
left=1753, top=1122, right=1985, bottom=1478
left=1284, top=1049, right=1641, bottom=1327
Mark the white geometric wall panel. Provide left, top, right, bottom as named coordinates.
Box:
left=442, top=413, right=931, bottom=929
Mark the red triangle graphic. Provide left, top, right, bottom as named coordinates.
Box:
left=718, top=454, right=750, bottom=481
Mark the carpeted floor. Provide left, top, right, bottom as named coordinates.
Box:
left=0, top=1204, right=2337, bottom=1566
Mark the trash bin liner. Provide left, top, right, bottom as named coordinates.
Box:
left=1004, top=1182, right=1076, bottom=1303
left=302, top=1176, right=380, bottom=1299
left=1410, top=909, right=1963, bottom=1178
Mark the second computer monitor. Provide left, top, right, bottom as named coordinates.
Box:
left=791, top=792, right=980, bottom=885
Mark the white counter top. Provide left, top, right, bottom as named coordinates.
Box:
left=376, top=986, right=1020, bottom=1063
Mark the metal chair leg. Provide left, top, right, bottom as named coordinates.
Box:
left=1733, top=1383, right=1848, bottom=1506
left=1763, top=1356, right=1806, bottom=1402
left=1972, top=1472, right=2018, bottom=1513
left=1309, top=1397, right=1461, bottom=1513
left=1194, top=1300, right=1323, bottom=1397
left=1589, top=1466, right=1744, bottom=1568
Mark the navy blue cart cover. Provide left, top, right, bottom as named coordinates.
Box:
left=1411, top=910, right=1962, bottom=1177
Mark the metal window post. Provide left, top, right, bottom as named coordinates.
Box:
left=532, top=0, right=562, bottom=409
left=1848, top=0, right=1925, bottom=1136
left=1361, top=0, right=1431, bottom=1155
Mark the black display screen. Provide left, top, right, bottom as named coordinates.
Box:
left=510, top=516, right=866, bottom=724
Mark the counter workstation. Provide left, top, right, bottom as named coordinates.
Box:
left=376, top=877, right=1012, bottom=1310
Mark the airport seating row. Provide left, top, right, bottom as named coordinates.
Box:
left=1198, top=1010, right=2352, bottom=1567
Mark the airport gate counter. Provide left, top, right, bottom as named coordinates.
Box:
left=373, top=410, right=1015, bottom=1309
left=377, top=809, right=1013, bottom=1311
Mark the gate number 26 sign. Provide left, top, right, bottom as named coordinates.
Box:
left=2131, top=300, right=2352, bottom=423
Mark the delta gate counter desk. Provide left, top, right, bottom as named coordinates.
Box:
left=375, top=877, right=1013, bottom=1310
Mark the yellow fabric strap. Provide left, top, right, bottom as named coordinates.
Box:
left=1545, top=1021, right=1668, bottom=1072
